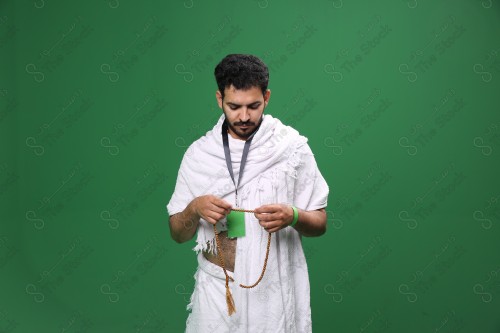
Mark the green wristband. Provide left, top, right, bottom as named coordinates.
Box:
left=290, top=206, right=299, bottom=227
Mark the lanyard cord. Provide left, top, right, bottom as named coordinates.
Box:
left=217, top=119, right=272, bottom=315
left=221, top=118, right=260, bottom=205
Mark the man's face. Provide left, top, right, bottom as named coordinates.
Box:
left=216, top=84, right=271, bottom=140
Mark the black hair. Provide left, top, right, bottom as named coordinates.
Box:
left=214, top=54, right=269, bottom=99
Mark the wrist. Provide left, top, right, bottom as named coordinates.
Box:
left=289, top=205, right=299, bottom=227
left=188, top=198, right=200, bottom=220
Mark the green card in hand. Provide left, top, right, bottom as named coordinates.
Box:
left=226, top=210, right=245, bottom=238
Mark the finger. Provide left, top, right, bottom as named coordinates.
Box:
left=256, top=213, right=268, bottom=222
left=203, top=211, right=222, bottom=225
left=203, top=216, right=217, bottom=225
left=213, top=211, right=228, bottom=222
left=254, top=204, right=279, bottom=214
left=265, top=220, right=284, bottom=232
left=260, top=220, right=280, bottom=230
left=210, top=203, right=228, bottom=216
left=256, top=212, right=280, bottom=222
left=214, top=197, right=232, bottom=211
left=262, top=222, right=281, bottom=233
left=267, top=226, right=281, bottom=233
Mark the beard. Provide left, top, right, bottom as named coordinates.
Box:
left=224, top=112, right=264, bottom=139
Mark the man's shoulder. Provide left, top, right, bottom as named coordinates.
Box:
left=183, top=114, right=223, bottom=152
left=270, top=116, right=309, bottom=144
left=278, top=120, right=314, bottom=151
left=179, top=131, right=216, bottom=165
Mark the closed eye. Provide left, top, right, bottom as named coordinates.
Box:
left=228, top=102, right=261, bottom=110
left=230, top=106, right=259, bottom=110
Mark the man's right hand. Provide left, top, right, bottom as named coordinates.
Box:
left=193, top=195, right=233, bottom=225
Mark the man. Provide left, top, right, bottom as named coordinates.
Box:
left=167, top=54, right=329, bottom=332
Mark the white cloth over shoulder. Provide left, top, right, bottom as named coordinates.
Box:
left=166, top=113, right=329, bottom=333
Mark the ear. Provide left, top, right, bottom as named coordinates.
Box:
left=216, top=90, right=223, bottom=109
left=264, top=89, right=271, bottom=106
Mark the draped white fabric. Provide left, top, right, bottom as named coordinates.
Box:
left=166, top=113, right=329, bottom=333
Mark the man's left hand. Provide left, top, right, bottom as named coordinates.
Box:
left=254, top=204, right=294, bottom=233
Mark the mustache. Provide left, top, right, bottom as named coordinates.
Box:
left=234, top=121, right=255, bottom=126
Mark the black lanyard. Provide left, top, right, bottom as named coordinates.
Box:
left=221, top=118, right=263, bottom=206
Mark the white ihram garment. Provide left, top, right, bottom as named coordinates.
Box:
left=166, top=113, right=329, bottom=333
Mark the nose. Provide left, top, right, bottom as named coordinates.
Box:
left=240, top=107, right=250, bottom=122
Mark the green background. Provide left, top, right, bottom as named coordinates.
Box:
left=1, top=0, right=500, bottom=332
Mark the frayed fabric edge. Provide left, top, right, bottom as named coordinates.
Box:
left=192, top=236, right=218, bottom=256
